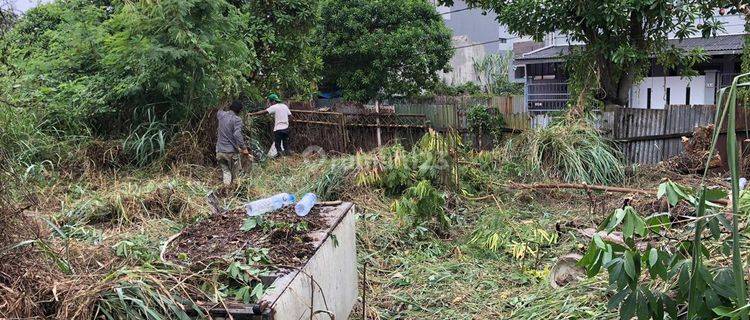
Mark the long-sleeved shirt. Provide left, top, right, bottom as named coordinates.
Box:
left=216, top=110, right=246, bottom=153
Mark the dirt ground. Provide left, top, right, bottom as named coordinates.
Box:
left=164, top=206, right=328, bottom=268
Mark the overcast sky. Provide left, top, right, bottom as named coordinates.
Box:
left=8, top=0, right=48, bottom=13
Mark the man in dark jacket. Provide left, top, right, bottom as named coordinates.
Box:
left=216, top=100, right=251, bottom=186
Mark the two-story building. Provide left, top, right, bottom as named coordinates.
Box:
left=514, top=14, right=747, bottom=112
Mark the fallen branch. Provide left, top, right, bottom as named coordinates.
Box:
left=316, top=200, right=342, bottom=206
left=508, top=182, right=654, bottom=195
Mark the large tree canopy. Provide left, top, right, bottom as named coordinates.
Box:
left=240, top=0, right=321, bottom=99
left=0, top=0, right=320, bottom=138
left=444, top=0, right=726, bottom=107
left=318, top=0, right=453, bottom=102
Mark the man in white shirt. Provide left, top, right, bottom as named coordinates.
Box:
left=250, top=93, right=292, bottom=156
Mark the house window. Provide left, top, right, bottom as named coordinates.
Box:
left=647, top=88, right=652, bottom=109
left=514, top=66, right=525, bottom=79
left=686, top=87, right=691, bottom=105
left=666, top=88, right=671, bottom=106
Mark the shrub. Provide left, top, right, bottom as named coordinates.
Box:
left=502, top=120, right=624, bottom=185
left=467, top=104, right=505, bottom=147
left=392, top=180, right=448, bottom=230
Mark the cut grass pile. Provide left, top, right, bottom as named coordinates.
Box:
left=502, top=120, right=625, bottom=185
left=353, top=188, right=618, bottom=319
left=3, top=148, right=643, bottom=319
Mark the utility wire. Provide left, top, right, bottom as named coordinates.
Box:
left=439, top=7, right=472, bottom=15
left=452, top=37, right=519, bottom=50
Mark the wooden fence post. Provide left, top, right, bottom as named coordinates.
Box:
left=340, top=113, right=348, bottom=152
left=660, top=105, right=672, bottom=161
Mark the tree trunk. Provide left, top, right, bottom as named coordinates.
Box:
left=616, top=71, right=635, bottom=107
left=595, top=56, right=629, bottom=107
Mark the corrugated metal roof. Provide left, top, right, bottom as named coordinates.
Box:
left=517, top=34, right=745, bottom=61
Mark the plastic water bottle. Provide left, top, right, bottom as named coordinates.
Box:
left=269, top=193, right=296, bottom=206
left=246, top=193, right=296, bottom=216
left=294, top=193, right=317, bottom=217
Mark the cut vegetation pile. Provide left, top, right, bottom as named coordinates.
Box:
left=501, top=120, right=625, bottom=185
left=164, top=206, right=329, bottom=268
left=663, top=124, right=721, bottom=173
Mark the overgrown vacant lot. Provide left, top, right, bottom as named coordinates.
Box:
left=7, top=131, right=716, bottom=319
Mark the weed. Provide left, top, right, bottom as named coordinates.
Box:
left=468, top=210, right=557, bottom=265
left=502, top=120, right=624, bottom=185
left=92, top=267, right=207, bottom=320
left=393, top=180, right=448, bottom=231
left=111, top=234, right=160, bottom=263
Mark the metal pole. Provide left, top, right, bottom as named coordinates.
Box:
left=375, top=101, right=382, bottom=147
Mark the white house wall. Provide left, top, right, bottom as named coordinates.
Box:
left=630, top=76, right=706, bottom=109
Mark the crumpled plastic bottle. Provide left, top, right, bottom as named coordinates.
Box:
left=246, top=193, right=296, bottom=216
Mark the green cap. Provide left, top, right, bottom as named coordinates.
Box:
left=267, top=93, right=282, bottom=103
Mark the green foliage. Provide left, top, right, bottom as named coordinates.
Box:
left=122, top=110, right=168, bottom=167
left=94, top=267, right=205, bottom=320
left=472, top=52, right=522, bottom=95
left=467, top=104, right=505, bottom=143
left=392, top=180, right=448, bottom=230
left=111, top=235, right=160, bottom=263
left=0, top=0, right=320, bottom=166
left=2, top=0, right=251, bottom=131
left=222, top=248, right=270, bottom=304
left=310, top=157, right=356, bottom=201
left=355, top=130, right=465, bottom=194
left=428, top=81, right=483, bottom=96
left=564, top=48, right=604, bottom=112
left=445, top=0, right=722, bottom=106
left=578, top=180, right=738, bottom=320
left=469, top=211, right=557, bottom=263
left=241, top=0, right=321, bottom=99
left=318, top=0, right=453, bottom=102
left=502, top=120, right=624, bottom=185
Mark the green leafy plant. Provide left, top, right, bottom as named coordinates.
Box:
left=94, top=266, right=207, bottom=319
left=318, top=0, right=453, bottom=102
left=467, top=104, right=506, bottom=147
left=469, top=211, right=557, bottom=264
left=355, top=129, right=465, bottom=194
left=392, top=180, right=448, bottom=230
left=222, top=248, right=271, bottom=304
left=122, top=113, right=168, bottom=167
left=111, top=235, right=159, bottom=263
left=578, top=180, right=737, bottom=319
left=471, top=52, right=522, bottom=95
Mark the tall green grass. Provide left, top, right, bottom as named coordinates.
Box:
left=502, top=120, right=625, bottom=185
left=0, top=106, right=58, bottom=163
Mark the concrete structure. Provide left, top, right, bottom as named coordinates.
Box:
left=444, top=35, right=487, bottom=85
left=513, top=14, right=747, bottom=112
left=209, top=203, right=357, bottom=320
left=263, top=202, right=357, bottom=320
